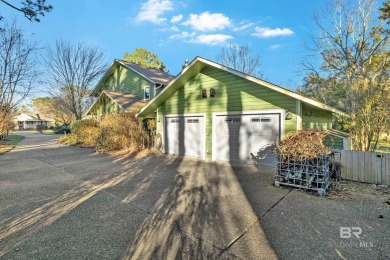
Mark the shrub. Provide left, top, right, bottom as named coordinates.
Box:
left=70, top=124, right=100, bottom=147
left=54, top=125, right=71, bottom=134
left=95, top=111, right=149, bottom=153
left=59, top=111, right=155, bottom=154
left=36, top=125, right=48, bottom=133
left=59, top=133, right=76, bottom=145
left=70, top=119, right=98, bottom=130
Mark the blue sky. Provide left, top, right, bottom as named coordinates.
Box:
left=1, top=0, right=328, bottom=95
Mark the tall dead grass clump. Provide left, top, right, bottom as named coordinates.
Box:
left=71, top=124, right=101, bottom=147
left=95, top=111, right=149, bottom=153
left=59, top=119, right=100, bottom=147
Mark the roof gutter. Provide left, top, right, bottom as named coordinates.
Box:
left=137, top=56, right=346, bottom=117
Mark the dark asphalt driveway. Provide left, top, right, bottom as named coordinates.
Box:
left=0, top=132, right=389, bottom=259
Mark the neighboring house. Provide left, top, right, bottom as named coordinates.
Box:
left=14, top=113, right=55, bottom=130
left=137, top=57, right=350, bottom=165
left=86, top=59, right=174, bottom=118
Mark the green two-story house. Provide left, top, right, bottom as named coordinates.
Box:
left=86, top=59, right=174, bottom=118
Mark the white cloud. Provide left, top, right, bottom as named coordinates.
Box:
left=183, top=12, right=231, bottom=31
left=232, top=22, right=254, bottom=32
left=269, top=44, right=282, bottom=50
left=171, top=14, right=183, bottom=23
left=169, top=31, right=196, bottom=40
left=190, top=34, right=233, bottom=45
left=136, top=0, right=173, bottom=24
left=169, top=26, right=180, bottom=32
left=252, top=27, right=294, bottom=38
left=159, top=26, right=180, bottom=32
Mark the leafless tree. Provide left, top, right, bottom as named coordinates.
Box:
left=0, top=19, right=38, bottom=113
left=43, top=40, right=107, bottom=120
left=302, top=0, right=390, bottom=151
left=216, top=43, right=262, bottom=77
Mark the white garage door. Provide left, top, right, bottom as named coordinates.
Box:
left=215, top=113, right=281, bottom=164
left=165, top=115, right=204, bottom=158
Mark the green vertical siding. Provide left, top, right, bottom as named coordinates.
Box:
left=102, top=65, right=153, bottom=99
left=158, top=66, right=298, bottom=160
left=302, top=103, right=333, bottom=130
left=92, top=95, right=122, bottom=115
left=89, top=63, right=154, bottom=115
left=324, top=134, right=344, bottom=149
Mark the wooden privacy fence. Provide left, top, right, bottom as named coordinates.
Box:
left=334, top=150, right=390, bottom=185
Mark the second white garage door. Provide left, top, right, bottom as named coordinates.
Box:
left=165, top=115, right=204, bottom=158
left=215, top=113, right=281, bottom=163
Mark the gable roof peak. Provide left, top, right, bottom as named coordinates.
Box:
left=137, top=56, right=345, bottom=117
left=115, top=59, right=174, bottom=85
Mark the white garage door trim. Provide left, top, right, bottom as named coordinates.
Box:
left=163, top=113, right=206, bottom=160
left=212, top=109, right=285, bottom=161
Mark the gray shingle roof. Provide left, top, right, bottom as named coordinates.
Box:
left=117, top=60, right=174, bottom=85
left=104, top=91, right=145, bottom=110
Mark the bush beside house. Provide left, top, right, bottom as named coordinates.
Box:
left=59, top=111, right=154, bottom=154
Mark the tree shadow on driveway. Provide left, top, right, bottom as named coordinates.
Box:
left=1, top=151, right=278, bottom=259
left=0, top=154, right=174, bottom=258
left=122, top=157, right=277, bottom=260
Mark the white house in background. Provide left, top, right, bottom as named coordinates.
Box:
left=14, top=112, right=55, bottom=130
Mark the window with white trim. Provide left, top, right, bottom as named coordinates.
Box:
left=144, top=86, right=150, bottom=100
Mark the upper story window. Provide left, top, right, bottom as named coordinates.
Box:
left=144, top=86, right=150, bottom=100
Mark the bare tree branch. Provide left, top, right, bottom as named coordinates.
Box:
left=216, top=44, right=262, bottom=78
left=0, top=19, right=38, bottom=112
left=43, top=40, right=106, bottom=120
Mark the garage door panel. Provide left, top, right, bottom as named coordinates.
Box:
left=215, top=113, right=280, bottom=165
left=165, top=116, right=204, bottom=158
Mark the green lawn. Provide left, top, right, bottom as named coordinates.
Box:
left=0, top=134, right=25, bottom=155
left=375, top=142, right=390, bottom=154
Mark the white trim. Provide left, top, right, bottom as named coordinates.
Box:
left=85, top=90, right=126, bottom=115
left=144, top=85, right=151, bottom=100
left=92, top=59, right=171, bottom=96
left=343, top=137, right=352, bottom=150
left=198, top=57, right=344, bottom=115
left=156, top=108, right=159, bottom=132
left=137, top=57, right=345, bottom=118
left=163, top=113, right=206, bottom=160
left=136, top=58, right=198, bottom=117
left=211, top=109, right=284, bottom=161
left=91, top=60, right=116, bottom=94
left=296, top=100, right=302, bottom=131
left=104, top=91, right=126, bottom=110
left=117, top=60, right=165, bottom=85
left=326, top=131, right=352, bottom=150
left=85, top=91, right=105, bottom=115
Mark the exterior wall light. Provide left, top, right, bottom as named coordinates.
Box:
left=210, top=88, right=216, bottom=97
left=201, top=89, right=207, bottom=98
